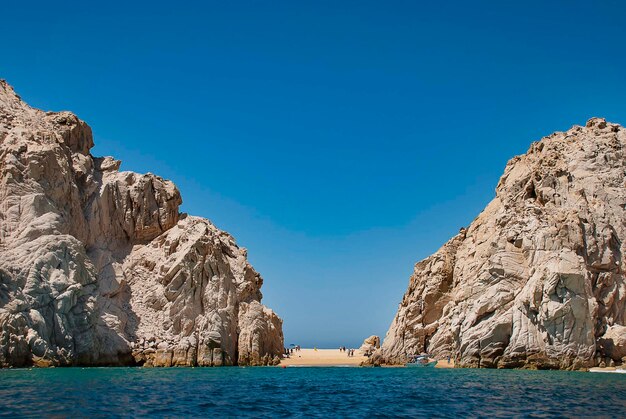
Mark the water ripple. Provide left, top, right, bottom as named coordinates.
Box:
left=0, top=367, right=624, bottom=417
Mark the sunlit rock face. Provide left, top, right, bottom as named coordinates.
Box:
left=0, top=80, right=283, bottom=367
left=359, top=335, right=380, bottom=353
left=379, top=118, right=626, bottom=369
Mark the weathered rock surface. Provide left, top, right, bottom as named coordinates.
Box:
left=0, top=80, right=283, bottom=367
left=359, top=335, right=380, bottom=354
left=598, top=325, right=626, bottom=362
left=379, top=118, right=626, bottom=369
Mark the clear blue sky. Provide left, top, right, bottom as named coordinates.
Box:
left=2, top=1, right=625, bottom=347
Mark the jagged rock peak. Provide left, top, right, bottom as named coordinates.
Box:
left=377, top=119, right=626, bottom=370
left=0, top=81, right=283, bottom=367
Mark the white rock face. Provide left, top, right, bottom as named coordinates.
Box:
left=379, top=118, right=626, bottom=369
left=0, top=80, right=283, bottom=367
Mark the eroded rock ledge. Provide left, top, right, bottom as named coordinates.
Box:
left=375, top=117, right=626, bottom=370
left=0, top=80, right=283, bottom=367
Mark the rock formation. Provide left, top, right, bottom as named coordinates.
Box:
left=379, top=118, right=626, bottom=369
left=0, top=80, right=283, bottom=367
left=359, top=335, right=380, bottom=354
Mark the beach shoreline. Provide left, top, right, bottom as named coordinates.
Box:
left=279, top=349, right=459, bottom=368
left=434, top=359, right=455, bottom=368
left=279, top=349, right=368, bottom=366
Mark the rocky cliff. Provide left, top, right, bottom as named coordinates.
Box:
left=0, top=80, right=283, bottom=367
left=379, top=118, right=626, bottom=369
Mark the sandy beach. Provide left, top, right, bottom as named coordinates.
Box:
left=280, top=349, right=368, bottom=366
left=279, top=349, right=456, bottom=368
left=588, top=367, right=626, bottom=373
left=434, top=359, right=455, bottom=368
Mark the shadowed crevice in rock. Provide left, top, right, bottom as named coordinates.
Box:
left=0, top=80, right=283, bottom=367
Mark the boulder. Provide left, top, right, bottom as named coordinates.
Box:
left=359, top=335, right=380, bottom=353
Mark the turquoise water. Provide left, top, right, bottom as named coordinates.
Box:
left=0, top=367, right=624, bottom=417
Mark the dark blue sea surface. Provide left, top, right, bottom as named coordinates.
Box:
left=0, top=366, right=624, bottom=418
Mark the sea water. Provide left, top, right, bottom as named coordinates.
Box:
left=0, top=366, right=624, bottom=417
